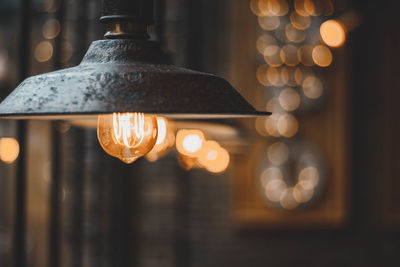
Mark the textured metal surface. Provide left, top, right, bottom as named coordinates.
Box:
left=100, top=0, right=154, bottom=24
left=0, top=39, right=269, bottom=118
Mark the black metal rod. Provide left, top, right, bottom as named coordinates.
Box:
left=13, top=0, right=31, bottom=266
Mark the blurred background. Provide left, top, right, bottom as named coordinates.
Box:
left=0, top=0, right=399, bottom=266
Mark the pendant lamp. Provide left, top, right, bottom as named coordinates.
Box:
left=0, top=0, right=269, bottom=163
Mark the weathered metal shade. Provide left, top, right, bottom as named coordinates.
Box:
left=0, top=0, right=269, bottom=119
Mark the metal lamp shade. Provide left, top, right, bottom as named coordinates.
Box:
left=0, top=39, right=269, bottom=119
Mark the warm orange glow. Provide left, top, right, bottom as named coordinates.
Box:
left=176, top=129, right=205, bottom=157
left=297, top=45, right=314, bottom=66
left=255, top=117, right=269, bottom=136
left=266, top=67, right=282, bottom=86
left=312, top=45, right=332, bottom=67
left=263, top=45, right=283, bottom=67
left=281, top=67, right=300, bottom=86
left=265, top=113, right=280, bottom=137
left=42, top=19, right=61, bottom=39
left=280, top=188, right=299, bottom=210
left=299, top=166, right=320, bottom=187
left=290, top=11, right=311, bottom=30
left=34, top=41, right=53, bottom=62
left=320, top=19, right=346, bottom=48
left=293, top=181, right=314, bottom=203
left=0, top=138, right=20, bottom=164
left=279, top=88, right=300, bottom=111
left=261, top=167, right=283, bottom=188
left=259, top=0, right=288, bottom=16
left=256, top=64, right=269, bottom=86
left=302, top=76, right=323, bottom=99
left=277, top=113, right=299, bottom=137
left=265, top=179, right=287, bottom=202
left=285, top=24, right=305, bottom=43
left=97, top=113, right=158, bottom=163
left=280, top=45, right=299, bottom=66
left=198, top=141, right=230, bottom=174
left=258, top=16, right=280, bottom=31
left=267, top=142, right=289, bottom=165
left=257, top=34, right=277, bottom=55
left=145, top=117, right=175, bottom=162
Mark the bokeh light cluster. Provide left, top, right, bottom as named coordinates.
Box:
left=251, top=0, right=344, bottom=210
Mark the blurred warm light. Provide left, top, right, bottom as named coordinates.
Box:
left=42, top=0, right=60, bottom=13
left=259, top=0, right=288, bottom=16
left=280, top=188, right=299, bottom=210
left=280, top=45, right=299, bottom=66
left=293, top=181, right=314, bottom=203
left=290, top=11, right=311, bottom=30
left=146, top=117, right=175, bottom=162
left=250, top=0, right=263, bottom=16
left=312, top=45, right=332, bottom=67
left=302, top=76, right=323, bottom=99
left=267, top=142, right=289, bottom=165
left=297, top=45, right=314, bottom=66
left=177, top=153, right=199, bottom=171
left=34, top=41, right=53, bottom=63
left=0, top=138, right=20, bottom=164
left=198, top=141, right=230, bottom=174
left=256, top=64, right=269, bottom=86
left=265, top=179, right=287, bottom=202
left=60, top=42, right=73, bottom=63
left=258, top=16, right=280, bottom=31
left=255, top=117, right=269, bottom=136
left=266, top=67, right=282, bottom=86
left=266, top=97, right=280, bottom=111
left=299, top=166, right=320, bottom=187
left=320, top=19, right=346, bottom=48
left=42, top=19, right=60, bottom=39
left=257, top=34, right=277, bottom=55
left=294, top=67, right=303, bottom=84
left=263, top=45, right=283, bottom=67
left=261, top=167, right=283, bottom=187
left=176, top=129, right=205, bottom=157
left=265, top=113, right=280, bottom=137
left=285, top=24, right=305, bottom=43
left=281, top=67, right=300, bottom=86
left=279, top=88, right=300, bottom=111
left=277, top=113, right=299, bottom=137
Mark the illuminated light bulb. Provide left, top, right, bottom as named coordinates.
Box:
left=320, top=20, right=346, bottom=48
left=97, top=113, right=158, bottom=164
left=176, top=129, right=205, bottom=157
left=146, top=117, right=175, bottom=162
left=198, top=141, right=230, bottom=174
left=0, top=138, right=20, bottom=164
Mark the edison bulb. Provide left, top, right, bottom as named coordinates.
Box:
left=97, top=113, right=158, bottom=163
left=145, top=117, right=175, bottom=162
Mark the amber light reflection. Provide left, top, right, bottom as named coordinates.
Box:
left=176, top=129, right=230, bottom=174
left=0, top=137, right=20, bottom=164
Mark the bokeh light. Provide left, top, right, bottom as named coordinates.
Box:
left=312, top=45, right=332, bottom=67
left=198, top=141, right=230, bottom=174
left=42, top=19, right=60, bottom=39
left=290, top=11, right=311, bottom=30
left=267, top=142, right=289, bottom=165
left=0, top=138, right=20, bottom=164
left=34, top=41, right=53, bottom=62
left=280, top=45, right=299, bottom=66
left=279, top=88, right=300, bottom=111
left=302, top=76, right=323, bottom=99
left=277, top=113, right=299, bottom=137
left=176, top=129, right=205, bottom=157
left=320, top=19, right=346, bottom=48
left=258, top=15, right=280, bottom=31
